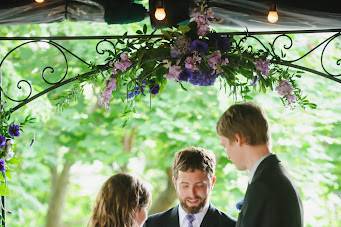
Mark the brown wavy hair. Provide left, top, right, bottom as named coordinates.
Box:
left=88, top=173, right=150, bottom=227
left=172, top=146, right=216, bottom=180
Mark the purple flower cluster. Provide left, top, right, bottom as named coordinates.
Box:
left=208, top=51, right=229, bottom=74
left=8, top=124, right=20, bottom=137
left=99, top=52, right=132, bottom=108
left=0, top=159, right=5, bottom=172
left=255, top=59, right=270, bottom=77
left=98, top=75, right=117, bottom=109
left=127, top=80, right=160, bottom=99
left=191, top=7, right=214, bottom=36
left=179, top=69, right=217, bottom=86
left=276, top=80, right=296, bottom=104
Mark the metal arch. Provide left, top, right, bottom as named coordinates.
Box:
left=0, top=28, right=340, bottom=114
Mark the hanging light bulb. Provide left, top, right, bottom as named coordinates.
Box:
left=155, top=7, right=166, bottom=21
left=35, top=0, right=45, bottom=3
left=267, top=3, right=278, bottom=23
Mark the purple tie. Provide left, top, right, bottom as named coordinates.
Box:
left=185, top=214, right=195, bottom=227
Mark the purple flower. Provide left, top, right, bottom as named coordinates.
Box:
left=127, top=81, right=146, bottom=99
left=276, top=80, right=293, bottom=96
left=8, top=124, right=20, bottom=137
left=208, top=51, right=222, bottom=70
left=0, top=159, right=5, bottom=172
left=255, top=59, right=270, bottom=76
left=167, top=65, right=182, bottom=80
left=285, top=94, right=297, bottom=104
left=114, top=52, right=132, bottom=72
left=197, top=24, right=210, bottom=36
left=190, top=40, right=208, bottom=53
left=188, top=70, right=217, bottom=86
left=185, top=55, right=201, bottom=71
left=179, top=69, right=192, bottom=81
left=0, top=135, right=6, bottom=148
left=98, top=76, right=117, bottom=109
left=149, top=83, right=160, bottom=95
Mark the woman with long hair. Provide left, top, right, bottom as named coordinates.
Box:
left=89, top=173, right=151, bottom=227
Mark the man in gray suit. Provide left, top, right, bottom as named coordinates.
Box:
left=144, top=147, right=235, bottom=227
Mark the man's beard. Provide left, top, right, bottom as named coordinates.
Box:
left=180, top=196, right=208, bottom=214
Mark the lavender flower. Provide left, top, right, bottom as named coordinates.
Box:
left=185, top=54, right=201, bottom=71
left=190, top=40, right=208, bottom=53
left=0, top=159, right=5, bottom=172
left=285, top=94, right=297, bottom=104
left=208, top=33, right=230, bottom=52
left=208, top=51, right=229, bottom=74
left=167, top=65, right=182, bottom=80
left=255, top=59, right=270, bottom=76
left=98, top=75, right=117, bottom=109
left=0, top=135, right=6, bottom=148
left=8, top=124, right=20, bottom=137
left=276, top=80, right=293, bottom=96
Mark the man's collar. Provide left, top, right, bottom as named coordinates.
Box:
left=248, top=153, right=271, bottom=183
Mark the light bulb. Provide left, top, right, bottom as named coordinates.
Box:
left=155, top=7, right=166, bottom=21
left=267, top=10, right=278, bottom=23
left=35, top=0, right=45, bottom=3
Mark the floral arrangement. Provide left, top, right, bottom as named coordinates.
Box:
left=0, top=112, right=33, bottom=189
left=98, top=1, right=315, bottom=109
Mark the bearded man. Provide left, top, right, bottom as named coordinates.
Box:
left=144, top=147, right=235, bottom=227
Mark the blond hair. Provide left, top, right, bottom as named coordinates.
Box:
left=217, top=102, right=269, bottom=145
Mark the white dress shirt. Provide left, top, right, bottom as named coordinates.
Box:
left=248, top=153, right=271, bottom=184
left=178, top=202, right=209, bottom=227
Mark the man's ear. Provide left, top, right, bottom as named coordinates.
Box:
left=235, top=133, right=246, bottom=145
left=211, top=175, right=216, bottom=189
left=172, top=176, right=177, bottom=189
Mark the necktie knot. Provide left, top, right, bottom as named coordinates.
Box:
left=185, top=214, right=195, bottom=227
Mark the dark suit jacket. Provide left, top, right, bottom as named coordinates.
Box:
left=144, top=204, right=236, bottom=227
left=236, top=154, right=303, bottom=227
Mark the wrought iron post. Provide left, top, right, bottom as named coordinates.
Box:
left=0, top=70, right=5, bottom=227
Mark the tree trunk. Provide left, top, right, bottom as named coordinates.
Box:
left=149, top=168, right=177, bottom=214
left=45, top=161, right=73, bottom=227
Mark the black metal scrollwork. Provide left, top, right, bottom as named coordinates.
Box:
left=234, top=32, right=341, bottom=83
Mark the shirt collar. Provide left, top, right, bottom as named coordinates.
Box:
left=248, top=153, right=271, bottom=183
left=178, top=202, right=209, bottom=227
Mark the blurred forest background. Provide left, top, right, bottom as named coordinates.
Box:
left=0, top=16, right=340, bottom=227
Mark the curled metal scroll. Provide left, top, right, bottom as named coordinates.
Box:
left=96, top=39, right=118, bottom=57
left=0, top=40, right=90, bottom=103
left=234, top=32, right=341, bottom=81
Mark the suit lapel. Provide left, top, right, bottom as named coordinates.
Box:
left=200, top=204, right=216, bottom=227
left=168, top=206, right=180, bottom=227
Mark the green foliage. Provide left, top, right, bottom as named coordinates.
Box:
left=0, top=15, right=340, bottom=227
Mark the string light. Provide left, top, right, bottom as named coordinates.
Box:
left=267, top=3, right=278, bottom=23
left=155, top=7, right=166, bottom=21
left=35, top=0, right=45, bottom=3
